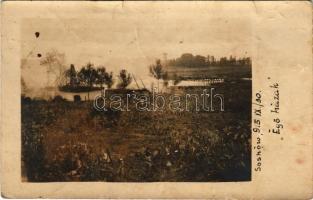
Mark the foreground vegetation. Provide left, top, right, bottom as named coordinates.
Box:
left=22, top=81, right=251, bottom=182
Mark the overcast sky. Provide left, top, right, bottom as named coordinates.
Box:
left=21, top=2, right=253, bottom=89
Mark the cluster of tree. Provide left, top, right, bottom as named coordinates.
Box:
left=64, top=63, right=132, bottom=89
left=167, top=53, right=251, bottom=68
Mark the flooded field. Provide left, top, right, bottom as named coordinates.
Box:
left=166, top=66, right=252, bottom=80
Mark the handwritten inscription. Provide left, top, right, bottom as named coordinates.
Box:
left=252, top=77, right=285, bottom=172
left=268, top=80, right=284, bottom=134
left=253, top=91, right=263, bottom=172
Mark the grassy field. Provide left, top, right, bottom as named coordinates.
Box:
left=22, top=81, right=251, bottom=182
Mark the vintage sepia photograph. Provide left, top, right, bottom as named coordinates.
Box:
left=2, top=1, right=312, bottom=198
left=20, top=7, right=252, bottom=182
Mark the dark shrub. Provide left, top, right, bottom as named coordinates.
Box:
left=74, top=95, right=81, bottom=102
left=52, top=95, right=66, bottom=103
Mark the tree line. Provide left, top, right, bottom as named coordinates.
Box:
left=64, top=63, right=132, bottom=89
left=63, top=53, right=250, bottom=92
left=167, top=53, right=251, bottom=68
left=63, top=60, right=176, bottom=94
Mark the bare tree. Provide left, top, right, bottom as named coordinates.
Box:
left=40, top=50, right=66, bottom=88
left=149, top=59, right=167, bottom=92
left=117, top=69, right=132, bottom=89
